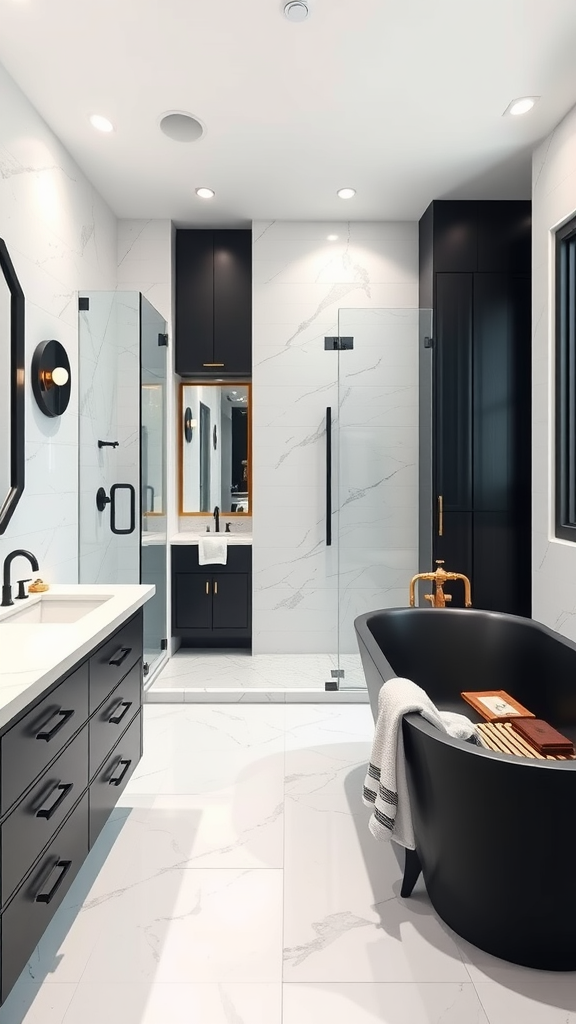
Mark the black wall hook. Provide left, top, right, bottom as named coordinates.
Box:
left=98, top=440, right=119, bottom=449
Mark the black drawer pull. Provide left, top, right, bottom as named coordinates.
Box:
left=36, top=783, right=74, bottom=820
left=108, top=646, right=131, bottom=668
left=36, top=709, right=75, bottom=742
left=108, top=759, right=132, bottom=787
left=35, top=859, right=72, bottom=904
left=108, top=701, right=132, bottom=725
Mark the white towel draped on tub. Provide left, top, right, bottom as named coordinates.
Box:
left=363, top=677, right=478, bottom=850
left=198, top=537, right=228, bottom=565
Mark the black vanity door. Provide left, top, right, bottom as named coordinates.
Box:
left=212, top=573, right=250, bottom=630
left=174, top=573, right=213, bottom=630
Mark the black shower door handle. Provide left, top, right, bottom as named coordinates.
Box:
left=110, top=483, right=136, bottom=535
left=326, top=407, right=332, bottom=547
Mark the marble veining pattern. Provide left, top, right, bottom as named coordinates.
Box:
left=0, top=62, right=117, bottom=583
left=252, top=222, right=421, bottom=655
left=0, top=703, right=571, bottom=1024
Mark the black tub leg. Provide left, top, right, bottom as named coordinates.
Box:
left=401, top=848, right=422, bottom=897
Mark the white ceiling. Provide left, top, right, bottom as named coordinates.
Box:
left=1, top=0, right=576, bottom=224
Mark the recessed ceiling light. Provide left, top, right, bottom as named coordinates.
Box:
left=504, top=96, right=539, bottom=117
left=327, top=234, right=338, bottom=241
left=195, top=187, right=215, bottom=199
left=159, top=111, right=205, bottom=142
left=284, top=1, right=309, bottom=21
left=89, top=114, right=114, bottom=133
left=337, top=188, right=356, bottom=200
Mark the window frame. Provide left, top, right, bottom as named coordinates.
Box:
left=555, top=214, right=576, bottom=540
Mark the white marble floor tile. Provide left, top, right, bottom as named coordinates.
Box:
left=475, top=980, right=576, bottom=1023
left=109, top=788, right=283, bottom=871
left=0, top=983, right=76, bottom=1024
left=282, top=983, right=490, bottom=1024
left=151, top=650, right=340, bottom=691
left=79, top=868, right=284, bottom=985
left=62, top=983, right=282, bottom=1024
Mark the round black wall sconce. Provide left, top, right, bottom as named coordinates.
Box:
left=184, top=407, right=196, bottom=443
left=32, top=340, right=71, bottom=418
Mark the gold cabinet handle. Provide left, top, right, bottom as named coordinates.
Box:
left=205, top=581, right=210, bottom=595
left=203, top=363, right=224, bottom=367
left=438, top=495, right=443, bottom=537
left=214, top=580, right=218, bottom=595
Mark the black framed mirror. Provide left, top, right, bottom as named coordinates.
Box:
left=0, top=239, right=25, bottom=535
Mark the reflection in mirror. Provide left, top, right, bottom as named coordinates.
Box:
left=142, top=384, right=164, bottom=514
left=0, top=267, right=10, bottom=522
left=0, top=239, right=25, bottom=535
left=180, top=383, right=251, bottom=515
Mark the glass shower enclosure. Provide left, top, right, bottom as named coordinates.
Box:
left=330, top=307, right=433, bottom=691
left=78, top=292, right=168, bottom=680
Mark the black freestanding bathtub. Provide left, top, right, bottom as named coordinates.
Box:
left=355, top=607, right=576, bottom=971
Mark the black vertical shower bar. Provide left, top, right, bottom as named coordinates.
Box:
left=326, top=407, right=332, bottom=546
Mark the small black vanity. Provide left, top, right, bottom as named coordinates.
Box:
left=172, top=543, right=252, bottom=647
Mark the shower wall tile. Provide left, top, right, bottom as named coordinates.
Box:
left=0, top=61, right=117, bottom=584
left=532, top=103, right=576, bottom=639
left=252, top=222, right=419, bottom=657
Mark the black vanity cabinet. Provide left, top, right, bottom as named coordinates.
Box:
left=175, top=229, right=252, bottom=376
left=172, top=545, right=252, bottom=646
left=0, top=610, right=144, bottom=1003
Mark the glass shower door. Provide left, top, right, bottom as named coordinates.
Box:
left=140, top=296, right=168, bottom=677
left=335, top=308, right=433, bottom=690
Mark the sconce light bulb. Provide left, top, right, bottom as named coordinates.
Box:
left=51, top=366, right=69, bottom=386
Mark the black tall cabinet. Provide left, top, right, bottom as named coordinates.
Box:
left=419, top=200, right=531, bottom=616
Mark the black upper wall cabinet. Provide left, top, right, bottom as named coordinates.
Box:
left=175, top=229, right=252, bottom=376
left=419, top=200, right=532, bottom=618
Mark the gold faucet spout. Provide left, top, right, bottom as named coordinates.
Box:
left=409, top=561, right=472, bottom=608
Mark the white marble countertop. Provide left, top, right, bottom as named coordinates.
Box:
left=171, top=532, right=252, bottom=546
left=0, top=584, right=154, bottom=733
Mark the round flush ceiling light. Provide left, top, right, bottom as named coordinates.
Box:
left=504, top=96, right=539, bottom=117
left=195, top=187, right=215, bottom=199
left=89, top=114, right=114, bottom=133
left=284, top=1, right=309, bottom=21
left=337, top=187, right=356, bottom=200
left=159, top=111, right=205, bottom=142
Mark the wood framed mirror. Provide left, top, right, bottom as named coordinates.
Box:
left=0, top=239, right=25, bottom=535
left=179, top=382, right=251, bottom=516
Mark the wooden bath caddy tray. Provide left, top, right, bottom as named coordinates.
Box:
left=477, top=722, right=576, bottom=760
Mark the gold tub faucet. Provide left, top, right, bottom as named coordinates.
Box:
left=409, top=561, right=472, bottom=608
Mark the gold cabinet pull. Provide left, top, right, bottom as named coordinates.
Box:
left=438, top=495, right=444, bottom=537
left=214, top=580, right=218, bottom=595
left=203, top=362, right=224, bottom=367
left=205, top=581, right=210, bottom=595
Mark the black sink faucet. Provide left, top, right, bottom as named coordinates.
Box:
left=213, top=506, right=220, bottom=533
left=2, top=549, right=39, bottom=607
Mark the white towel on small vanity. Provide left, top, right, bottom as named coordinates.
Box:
left=363, top=677, right=478, bottom=850
left=198, top=537, right=228, bottom=565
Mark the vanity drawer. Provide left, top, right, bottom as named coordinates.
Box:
left=1, top=662, right=89, bottom=816
left=1, top=792, right=89, bottom=1003
left=89, top=660, right=141, bottom=778
left=172, top=544, right=252, bottom=573
left=1, top=726, right=88, bottom=907
left=89, top=710, right=142, bottom=847
left=89, top=610, right=143, bottom=713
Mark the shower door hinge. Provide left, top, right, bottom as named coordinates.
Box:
left=325, top=668, right=345, bottom=691
left=143, top=662, right=149, bottom=677
left=324, top=336, right=354, bottom=351
left=79, top=297, right=89, bottom=311
left=161, top=638, right=168, bottom=650
left=424, top=336, right=434, bottom=349
left=158, top=333, right=169, bottom=347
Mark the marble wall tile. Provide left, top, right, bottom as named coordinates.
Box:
left=0, top=62, right=117, bottom=583
left=532, top=103, right=576, bottom=636
left=253, top=221, right=419, bottom=656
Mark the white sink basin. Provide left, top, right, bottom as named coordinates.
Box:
left=0, top=595, right=112, bottom=625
